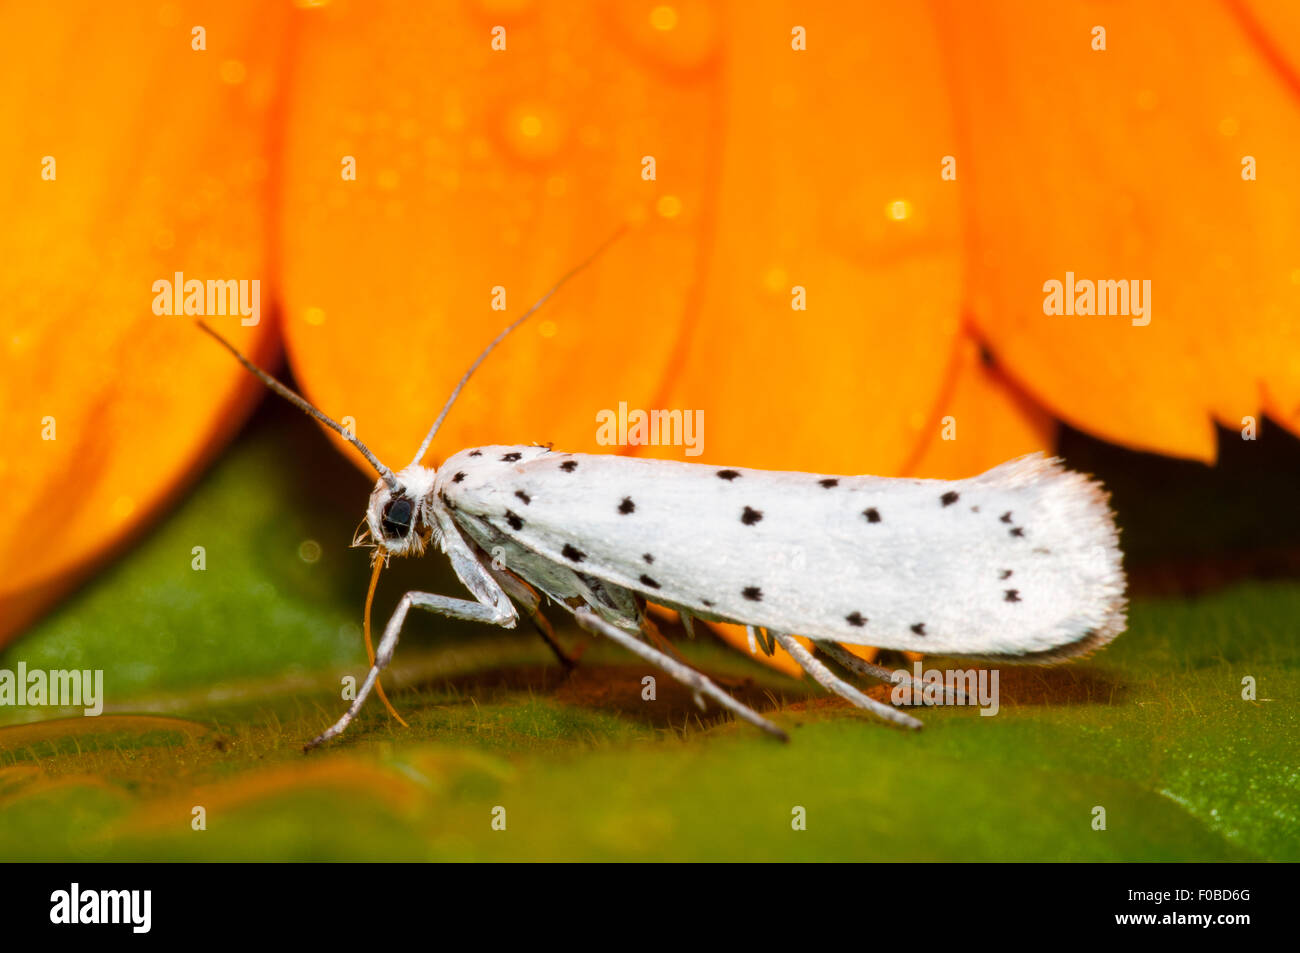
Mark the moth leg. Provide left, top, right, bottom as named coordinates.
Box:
left=523, top=604, right=582, bottom=673
left=638, top=608, right=688, bottom=663
left=773, top=633, right=923, bottom=730
left=305, top=589, right=516, bottom=750
left=746, top=625, right=776, bottom=656
left=490, top=567, right=581, bottom=671
left=573, top=607, right=789, bottom=742
left=815, top=641, right=968, bottom=704
left=679, top=610, right=697, bottom=640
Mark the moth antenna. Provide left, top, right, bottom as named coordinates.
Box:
left=408, top=224, right=629, bottom=468
left=196, top=320, right=399, bottom=490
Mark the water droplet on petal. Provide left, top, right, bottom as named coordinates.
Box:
left=614, top=0, right=720, bottom=71
left=885, top=199, right=912, bottom=221
left=110, top=496, right=136, bottom=523
left=502, top=104, right=565, bottom=162
left=650, top=5, right=678, bottom=31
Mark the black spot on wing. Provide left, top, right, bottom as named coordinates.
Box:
left=845, top=612, right=866, bottom=627
left=452, top=472, right=466, bottom=483
left=1004, top=589, right=1021, bottom=602
left=818, top=478, right=839, bottom=488
left=1000, top=511, right=1013, bottom=523
left=941, top=491, right=959, bottom=507
left=702, top=599, right=715, bottom=608
left=639, top=574, right=661, bottom=590
left=501, top=452, right=522, bottom=462
left=999, top=569, right=1013, bottom=580
left=469, top=450, right=482, bottom=457
left=741, top=506, right=763, bottom=525
left=642, top=553, right=654, bottom=564
left=514, top=490, right=530, bottom=504
left=560, top=460, right=578, bottom=472
left=742, top=586, right=762, bottom=602
left=716, top=469, right=740, bottom=481
left=504, top=510, right=524, bottom=531
left=863, top=507, right=881, bottom=523
left=561, top=544, right=585, bottom=562
left=911, top=623, right=927, bottom=636
left=619, top=497, right=636, bottom=514
left=1010, top=527, right=1025, bottom=538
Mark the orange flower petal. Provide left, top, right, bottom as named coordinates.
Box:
left=1233, top=1, right=1300, bottom=96
left=657, top=2, right=964, bottom=475
left=279, top=1, right=720, bottom=471
left=0, top=2, right=287, bottom=645
left=905, top=332, right=1056, bottom=480
left=936, top=0, right=1300, bottom=459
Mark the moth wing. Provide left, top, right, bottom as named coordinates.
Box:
left=439, top=448, right=1125, bottom=659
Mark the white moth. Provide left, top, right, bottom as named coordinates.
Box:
left=198, top=238, right=1126, bottom=747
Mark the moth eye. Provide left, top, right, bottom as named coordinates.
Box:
left=381, top=498, right=414, bottom=538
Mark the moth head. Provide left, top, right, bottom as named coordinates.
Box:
left=366, top=465, right=438, bottom=557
